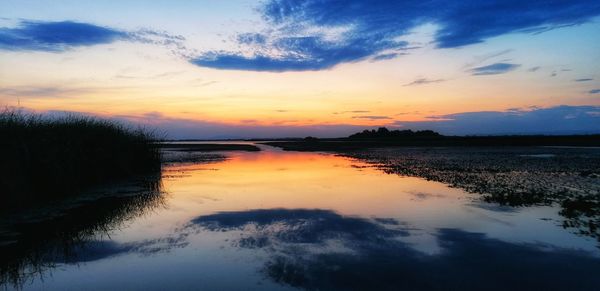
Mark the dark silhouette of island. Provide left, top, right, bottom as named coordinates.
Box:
left=349, top=127, right=441, bottom=139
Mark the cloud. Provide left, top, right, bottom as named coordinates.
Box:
left=0, top=85, right=141, bottom=101
left=16, top=105, right=600, bottom=139
left=395, top=105, right=600, bottom=135
left=14, top=107, right=390, bottom=139
left=590, top=89, right=600, bottom=94
left=463, top=49, right=513, bottom=69
left=371, top=53, right=400, bottom=61
left=469, top=63, right=520, bottom=75
left=0, top=86, right=94, bottom=98
left=236, top=33, right=267, bottom=45
left=528, top=66, right=541, bottom=72
left=191, top=0, right=600, bottom=71
left=110, top=112, right=376, bottom=139
left=404, top=78, right=445, bottom=86
left=575, top=78, right=593, bottom=82
left=192, top=37, right=407, bottom=71
left=351, top=115, right=392, bottom=120
left=0, top=20, right=187, bottom=53
left=0, top=20, right=126, bottom=51
left=333, top=110, right=371, bottom=115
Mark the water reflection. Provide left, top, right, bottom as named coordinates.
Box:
left=0, top=177, right=165, bottom=288
left=190, top=208, right=410, bottom=246
left=2, top=145, right=599, bottom=290
left=189, top=208, right=600, bottom=291
left=345, top=147, right=600, bottom=244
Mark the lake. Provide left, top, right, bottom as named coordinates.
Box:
left=2, top=143, right=599, bottom=290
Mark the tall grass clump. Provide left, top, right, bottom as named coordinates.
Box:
left=0, top=110, right=161, bottom=208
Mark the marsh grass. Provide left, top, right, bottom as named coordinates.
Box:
left=0, top=110, right=162, bottom=209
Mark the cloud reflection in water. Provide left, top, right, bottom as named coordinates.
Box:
left=189, top=208, right=600, bottom=291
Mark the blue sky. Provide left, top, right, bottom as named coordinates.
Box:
left=1, top=0, right=599, bottom=138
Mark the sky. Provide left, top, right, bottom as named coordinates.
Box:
left=1, top=0, right=599, bottom=138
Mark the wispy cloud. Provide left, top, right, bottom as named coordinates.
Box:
left=0, top=86, right=92, bottom=98
left=371, top=53, right=400, bottom=61
left=590, top=89, right=600, bottom=94
left=469, top=63, right=520, bottom=76
left=351, top=115, right=392, bottom=120
left=191, top=38, right=408, bottom=72
left=112, top=71, right=186, bottom=80
left=333, top=110, right=371, bottom=115
left=14, top=105, right=600, bottom=138
left=191, top=0, right=600, bottom=72
left=575, top=78, right=593, bottom=82
left=527, top=66, right=541, bottom=72
left=395, top=105, right=600, bottom=135
left=404, top=78, right=445, bottom=86
left=463, top=49, right=513, bottom=69
left=113, top=114, right=376, bottom=139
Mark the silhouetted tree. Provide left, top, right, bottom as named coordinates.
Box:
left=348, top=127, right=441, bottom=140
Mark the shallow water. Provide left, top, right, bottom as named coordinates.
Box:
left=3, top=144, right=600, bottom=290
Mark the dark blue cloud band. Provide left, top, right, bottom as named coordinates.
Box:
left=0, top=21, right=126, bottom=51
left=193, top=0, right=600, bottom=71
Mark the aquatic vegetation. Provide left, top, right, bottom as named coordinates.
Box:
left=344, top=147, right=600, bottom=243
left=560, top=196, right=600, bottom=242
left=0, top=110, right=162, bottom=209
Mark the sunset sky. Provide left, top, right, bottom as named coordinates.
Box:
left=1, top=0, right=599, bottom=138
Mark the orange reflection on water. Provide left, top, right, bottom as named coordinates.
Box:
left=161, top=149, right=471, bottom=224
left=121, top=147, right=594, bottom=255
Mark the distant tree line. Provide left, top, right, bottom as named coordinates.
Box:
left=348, top=127, right=441, bottom=140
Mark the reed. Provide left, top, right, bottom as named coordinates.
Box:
left=0, top=110, right=162, bottom=208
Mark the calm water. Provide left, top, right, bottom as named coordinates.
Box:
left=4, top=144, right=600, bottom=290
